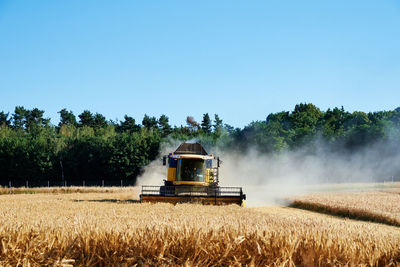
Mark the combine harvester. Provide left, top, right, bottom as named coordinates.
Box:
left=140, top=142, right=246, bottom=206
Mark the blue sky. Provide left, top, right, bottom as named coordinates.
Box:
left=1, top=1, right=399, bottom=128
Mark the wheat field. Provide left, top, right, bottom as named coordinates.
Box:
left=0, top=192, right=399, bottom=266
left=0, top=186, right=136, bottom=195
left=291, top=191, right=400, bottom=227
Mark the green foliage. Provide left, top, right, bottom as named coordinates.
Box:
left=201, top=113, right=212, bottom=133
left=116, top=115, right=140, bottom=133
left=321, top=107, right=348, bottom=142
left=158, top=115, right=172, bottom=137
left=13, top=106, right=27, bottom=129
left=78, top=110, right=95, bottom=127
left=0, top=112, right=11, bottom=126
left=213, top=114, right=223, bottom=135
left=290, top=103, right=322, bottom=146
left=0, top=103, right=399, bottom=186
left=58, top=108, right=77, bottom=127
left=142, top=114, right=157, bottom=129
left=25, top=108, right=45, bottom=129
left=93, top=113, right=107, bottom=128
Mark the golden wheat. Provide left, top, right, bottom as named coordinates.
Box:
left=0, top=186, right=137, bottom=195
left=291, top=191, right=400, bottom=227
left=0, top=192, right=399, bottom=266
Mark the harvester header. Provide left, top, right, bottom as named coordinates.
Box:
left=140, top=142, right=246, bottom=206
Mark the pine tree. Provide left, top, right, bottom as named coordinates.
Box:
left=201, top=113, right=212, bottom=133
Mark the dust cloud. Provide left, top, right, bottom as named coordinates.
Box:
left=137, top=138, right=400, bottom=206
left=218, top=139, right=400, bottom=206
left=136, top=139, right=183, bottom=188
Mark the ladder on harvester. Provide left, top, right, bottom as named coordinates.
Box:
left=208, top=167, right=219, bottom=185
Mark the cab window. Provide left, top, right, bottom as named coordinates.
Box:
left=178, top=159, right=205, bottom=182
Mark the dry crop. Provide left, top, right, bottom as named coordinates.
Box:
left=0, top=192, right=399, bottom=266
left=0, top=186, right=136, bottom=195
left=291, top=191, right=400, bottom=227
left=302, top=182, right=400, bottom=193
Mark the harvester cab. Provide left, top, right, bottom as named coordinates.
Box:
left=140, top=142, right=246, bottom=206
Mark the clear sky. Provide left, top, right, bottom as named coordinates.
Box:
left=1, top=1, right=399, bottom=128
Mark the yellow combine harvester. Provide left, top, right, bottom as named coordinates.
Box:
left=140, top=142, right=246, bottom=206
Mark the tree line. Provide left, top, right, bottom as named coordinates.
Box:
left=0, top=103, right=400, bottom=186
